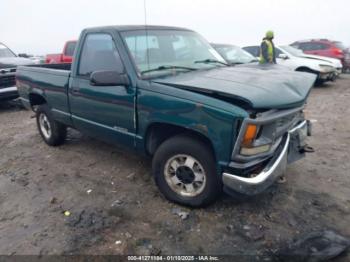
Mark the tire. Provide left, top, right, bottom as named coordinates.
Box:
left=152, top=135, right=222, bottom=207
left=36, top=104, right=67, bottom=146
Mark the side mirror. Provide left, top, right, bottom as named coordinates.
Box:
left=18, top=53, right=30, bottom=58
left=90, top=70, right=130, bottom=86
left=278, top=53, right=289, bottom=60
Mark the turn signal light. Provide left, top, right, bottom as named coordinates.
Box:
left=242, top=124, right=258, bottom=146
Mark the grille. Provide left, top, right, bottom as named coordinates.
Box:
left=275, top=114, right=297, bottom=128
left=0, top=74, right=16, bottom=88
left=274, top=111, right=303, bottom=137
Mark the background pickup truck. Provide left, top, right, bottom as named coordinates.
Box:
left=17, top=25, right=315, bottom=207
left=45, top=40, right=77, bottom=64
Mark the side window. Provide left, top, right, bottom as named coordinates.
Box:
left=308, top=42, right=328, bottom=51
left=309, top=43, right=321, bottom=50
left=65, top=42, right=76, bottom=56
left=298, top=42, right=318, bottom=51
left=78, top=33, right=124, bottom=76
left=318, top=43, right=329, bottom=50
left=275, top=48, right=283, bottom=56
left=243, top=46, right=259, bottom=57
left=298, top=43, right=309, bottom=51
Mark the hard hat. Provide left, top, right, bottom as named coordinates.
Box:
left=266, top=30, right=274, bottom=39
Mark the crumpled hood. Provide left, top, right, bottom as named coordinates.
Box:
left=0, top=57, right=33, bottom=69
left=298, top=54, right=342, bottom=67
left=153, top=64, right=316, bottom=109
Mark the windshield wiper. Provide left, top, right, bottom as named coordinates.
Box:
left=141, top=65, right=197, bottom=75
left=194, top=58, right=229, bottom=66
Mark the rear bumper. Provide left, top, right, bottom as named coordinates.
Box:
left=0, top=86, right=19, bottom=101
left=223, top=120, right=309, bottom=195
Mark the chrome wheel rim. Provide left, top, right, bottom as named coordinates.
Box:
left=39, top=113, right=51, bottom=139
left=164, top=154, right=206, bottom=197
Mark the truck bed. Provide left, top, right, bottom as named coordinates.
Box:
left=20, top=63, right=71, bottom=72
left=16, top=63, right=72, bottom=126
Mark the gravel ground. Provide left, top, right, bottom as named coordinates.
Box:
left=0, top=75, right=350, bottom=260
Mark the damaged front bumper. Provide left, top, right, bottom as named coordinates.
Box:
left=319, top=71, right=337, bottom=82
left=223, top=120, right=310, bottom=196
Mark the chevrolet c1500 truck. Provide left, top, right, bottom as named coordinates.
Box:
left=17, top=26, right=316, bottom=207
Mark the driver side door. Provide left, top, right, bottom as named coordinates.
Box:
left=69, top=32, right=135, bottom=147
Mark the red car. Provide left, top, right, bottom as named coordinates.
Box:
left=45, top=40, right=77, bottom=64
left=291, top=39, right=350, bottom=72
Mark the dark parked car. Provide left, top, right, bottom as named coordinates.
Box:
left=0, top=42, right=33, bottom=102
left=17, top=25, right=315, bottom=207
left=291, top=39, right=350, bottom=72
left=211, top=43, right=258, bottom=65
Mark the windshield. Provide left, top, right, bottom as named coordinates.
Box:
left=121, top=30, right=226, bottom=78
left=0, top=43, right=16, bottom=58
left=280, top=45, right=305, bottom=56
left=214, top=45, right=257, bottom=64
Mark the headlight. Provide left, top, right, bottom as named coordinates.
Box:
left=240, top=124, right=271, bottom=156
left=240, top=144, right=271, bottom=156
left=319, top=64, right=333, bottom=72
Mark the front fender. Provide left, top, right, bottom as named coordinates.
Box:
left=137, top=84, right=247, bottom=167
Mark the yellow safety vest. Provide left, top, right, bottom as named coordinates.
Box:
left=259, top=40, right=274, bottom=64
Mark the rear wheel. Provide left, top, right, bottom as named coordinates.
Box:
left=36, top=104, right=67, bottom=146
left=152, top=135, right=222, bottom=207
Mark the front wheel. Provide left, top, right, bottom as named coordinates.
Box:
left=36, top=104, right=67, bottom=146
left=152, top=135, right=222, bottom=207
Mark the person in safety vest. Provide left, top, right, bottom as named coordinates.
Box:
left=259, top=30, right=276, bottom=64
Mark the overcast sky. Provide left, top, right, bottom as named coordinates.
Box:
left=1, top=0, right=349, bottom=55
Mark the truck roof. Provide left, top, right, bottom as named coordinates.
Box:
left=84, top=25, right=193, bottom=32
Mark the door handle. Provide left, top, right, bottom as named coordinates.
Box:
left=71, top=86, right=80, bottom=94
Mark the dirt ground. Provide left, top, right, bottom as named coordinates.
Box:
left=1, top=75, right=350, bottom=260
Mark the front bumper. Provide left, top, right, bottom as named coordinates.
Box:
left=0, top=86, right=18, bottom=101
left=319, top=71, right=336, bottom=81
left=223, top=120, right=309, bottom=195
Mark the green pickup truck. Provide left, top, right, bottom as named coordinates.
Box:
left=17, top=26, right=315, bottom=207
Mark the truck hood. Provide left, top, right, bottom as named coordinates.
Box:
left=153, top=64, right=316, bottom=109
left=0, top=57, right=33, bottom=69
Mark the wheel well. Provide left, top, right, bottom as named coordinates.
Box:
left=29, top=93, right=46, bottom=106
left=145, top=123, right=215, bottom=158
left=295, top=67, right=318, bottom=74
